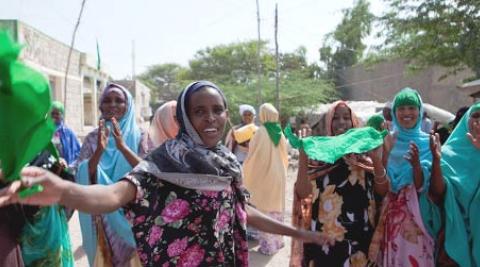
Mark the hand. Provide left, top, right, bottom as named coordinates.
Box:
left=467, top=120, right=480, bottom=149
left=367, top=146, right=383, bottom=165
left=0, top=166, right=66, bottom=207
left=297, top=127, right=312, bottom=139
left=111, top=117, right=126, bottom=150
left=344, top=154, right=374, bottom=173
left=404, top=142, right=421, bottom=167
left=297, top=229, right=330, bottom=246
left=429, top=131, right=441, bottom=160
left=97, top=119, right=110, bottom=152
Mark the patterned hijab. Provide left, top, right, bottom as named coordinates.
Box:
left=141, top=81, right=243, bottom=189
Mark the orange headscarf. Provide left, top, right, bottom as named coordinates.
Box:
left=148, top=101, right=179, bottom=147
left=324, top=100, right=360, bottom=136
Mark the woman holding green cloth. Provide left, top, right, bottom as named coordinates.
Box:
left=291, top=101, right=384, bottom=267
left=243, top=103, right=289, bottom=255
left=368, top=88, right=440, bottom=267
left=429, top=102, right=480, bottom=267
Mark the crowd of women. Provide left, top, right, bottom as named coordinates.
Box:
left=1, top=51, right=479, bottom=267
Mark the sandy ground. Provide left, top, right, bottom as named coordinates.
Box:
left=70, top=166, right=298, bottom=267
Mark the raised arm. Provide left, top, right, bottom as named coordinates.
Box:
left=368, top=146, right=390, bottom=197
left=429, top=132, right=445, bottom=204
left=0, top=167, right=136, bottom=215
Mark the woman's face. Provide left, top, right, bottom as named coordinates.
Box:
left=100, top=87, right=127, bottom=120
left=331, top=105, right=353, bottom=136
left=187, top=87, right=228, bottom=148
left=468, top=110, right=480, bottom=137
left=242, top=111, right=254, bottom=124
left=395, top=105, right=419, bottom=129
left=51, top=109, right=62, bottom=124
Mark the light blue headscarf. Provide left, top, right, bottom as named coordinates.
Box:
left=76, top=83, right=141, bottom=266
left=387, top=88, right=432, bottom=193
left=438, top=102, right=480, bottom=267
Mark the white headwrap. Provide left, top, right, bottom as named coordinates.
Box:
left=239, top=104, right=256, bottom=116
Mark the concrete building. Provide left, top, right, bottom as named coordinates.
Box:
left=0, top=20, right=152, bottom=138
left=458, top=79, right=480, bottom=103
left=337, top=59, right=473, bottom=113
left=113, top=79, right=152, bottom=125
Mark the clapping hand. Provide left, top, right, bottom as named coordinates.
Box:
left=97, top=119, right=110, bottom=152
left=429, top=131, right=441, bottom=160
left=111, top=117, right=127, bottom=150
left=404, top=142, right=421, bottom=167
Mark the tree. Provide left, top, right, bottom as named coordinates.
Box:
left=138, top=63, right=188, bottom=104
left=319, top=0, right=374, bottom=81
left=380, top=0, right=480, bottom=78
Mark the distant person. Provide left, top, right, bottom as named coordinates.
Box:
left=421, top=111, right=434, bottom=133
left=144, top=100, right=179, bottom=153
left=225, top=104, right=257, bottom=164
left=435, top=106, right=469, bottom=144
left=383, top=102, right=393, bottom=130
left=51, top=101, right=81, bottom=166
left=243, top=103, right=289, bottom=255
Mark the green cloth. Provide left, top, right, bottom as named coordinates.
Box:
left=263, top=122, right=283, bottom=146
left=366, top=114, right=385, bottom=131
left=435, top=102, right=480, bottom=267
left=52, top=101, right=65, bottom=114
left=284, top=124, right=387, bottom=163
left=392, top=87, right=421, bottom=109
left=0, top=31, right=55, bottom=181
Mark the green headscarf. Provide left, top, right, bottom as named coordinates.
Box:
left=0, top=31, right=55, bottom=182
left=52, top=101, right=65, bottom=114
left=392, top=87, right=421, bottom=111
left=264, top=122, right=282, bottom=146
left=366, top=114, right=385, bottom=131
left=284, top=124, right=387, bottom=163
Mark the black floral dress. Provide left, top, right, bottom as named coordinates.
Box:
left=123, top=173, right=249, bottom=267
left=303, top=158, right=378, bottom=267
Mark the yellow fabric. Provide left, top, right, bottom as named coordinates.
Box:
left=243, top=103, right=288, bottom=213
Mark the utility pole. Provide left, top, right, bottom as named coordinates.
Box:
left=132, top=40, right=136, bottom=90
left=64, top=0, right=87, bottom=118
left=255, top=0, right=262, bottom=105
left=274, top=3, right=280, bottom=111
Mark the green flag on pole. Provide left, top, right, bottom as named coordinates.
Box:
left=96, top=39, right=101, bottom=70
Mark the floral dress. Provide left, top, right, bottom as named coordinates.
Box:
left=123, top=173, right=249, bottom=267
left=303, top=158, right=377, bottom=267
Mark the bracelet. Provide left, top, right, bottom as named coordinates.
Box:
left=374, top=167, right=386, bottom=179
left=374, top=176, right=388, bottom=185
left=373, top=168, right=388, bottom=185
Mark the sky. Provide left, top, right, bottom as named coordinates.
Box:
left=0, top=0, right=385, bottom=79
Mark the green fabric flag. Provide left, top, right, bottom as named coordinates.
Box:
left=284, top=124, right=387, bottom=163
left=0, top=31, right=55, bottom=181
left=263, top=122, right=283, bottom=146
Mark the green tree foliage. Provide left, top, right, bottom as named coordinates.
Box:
left=320, top=0, right=374, bottom=80
left=381, top=0, right=480, bottom=78
left=139, top=41, right=336, bottom=123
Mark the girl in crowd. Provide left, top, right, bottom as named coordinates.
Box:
left=50, top=101, right=81, bottom=167
left=1, top=81, right=325, bottom=267
left=74, top=83, right=146, bottom=266
left=243, top=103, right=288, bottom=255
left=292, top=101, right=383, bottom=266
left=368, top=88, right=439, bottom=266
left=144, top=100, right=179, bottom=153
